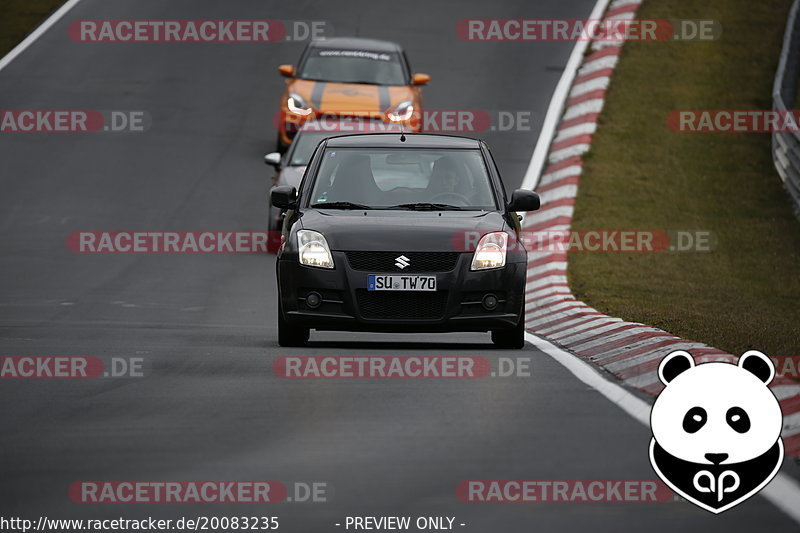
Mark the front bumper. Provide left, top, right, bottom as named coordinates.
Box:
left=277, top=251, right=524, bottom=333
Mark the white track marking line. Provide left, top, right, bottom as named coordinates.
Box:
left=0, top=0, right=84, bottom=73
left=526, top=332, right=651, bottom=419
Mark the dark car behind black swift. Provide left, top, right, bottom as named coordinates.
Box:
left=271, top=133, right=540, bottom=348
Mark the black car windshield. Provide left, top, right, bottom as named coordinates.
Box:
left=289, top=132, right=331, bottom=166
left=298, top=49, right=408, bottom=85
left=308, top=148, right=498, bottom=210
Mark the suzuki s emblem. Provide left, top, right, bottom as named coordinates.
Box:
left=395, top=255, right=410, bottom=269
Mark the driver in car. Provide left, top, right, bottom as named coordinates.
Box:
left=426, top=156, right=470, bottom=200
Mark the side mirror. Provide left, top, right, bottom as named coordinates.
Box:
left=278, top=64, right=295, bottom=77
left=412, top=73, right=430, bottom=86
left=508, top=189, right=540, bottom=212
left=271, top=185, right=297, bottom=209
left=264, top=152, right=282, bottom=169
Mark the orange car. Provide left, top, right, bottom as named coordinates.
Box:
left=275, top=37, right=430, bottom=151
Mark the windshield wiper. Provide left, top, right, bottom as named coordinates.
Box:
left=311, top=201, right=373, bottom=210
left=386, top=203, right=464, bottom=211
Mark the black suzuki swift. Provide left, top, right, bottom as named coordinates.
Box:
left=271, top=133, right=540, bottom=348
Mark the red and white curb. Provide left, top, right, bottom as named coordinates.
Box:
left=522, top=0, right=800, bottom=457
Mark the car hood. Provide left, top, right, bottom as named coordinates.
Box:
left=298, top=209, right=508, bottom=252
left=289, top=79, right=415, bottom=114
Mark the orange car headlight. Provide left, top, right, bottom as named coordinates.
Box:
left=387, top=100, right=414, bottom=122
left=287, top=92, right=313, bottom=116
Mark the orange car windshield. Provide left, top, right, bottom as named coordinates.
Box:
left=298, top=49, right=408, bottom=86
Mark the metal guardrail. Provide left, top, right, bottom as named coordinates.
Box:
left=773, top=0, right=800, bottom=217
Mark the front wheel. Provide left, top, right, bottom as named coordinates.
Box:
left=278, top=299, right=309, bottom=347
left=491, top=313, right=525, bottom=349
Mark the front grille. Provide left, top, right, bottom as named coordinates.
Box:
left=346, top=251, right=460, bottom=273
left=356, top=290, right=448, bottom=320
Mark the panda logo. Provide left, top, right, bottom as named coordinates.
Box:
left=649, top=350, right=784, bottom=514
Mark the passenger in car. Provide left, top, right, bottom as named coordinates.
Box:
left=327, top=154, right=383, bottom=204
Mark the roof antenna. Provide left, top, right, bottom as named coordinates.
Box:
left=399, top=123, right=406, bottom=142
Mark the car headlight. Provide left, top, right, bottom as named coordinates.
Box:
left=387, top=100, right=414, bottom=122
left=297, top=230, right=334, bottom=269
left=287, top=92, right=313, bottom=116
left=471, top=232, right=508, bottom=271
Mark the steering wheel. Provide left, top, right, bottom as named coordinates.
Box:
left=429, top=191, right=471, bottom=206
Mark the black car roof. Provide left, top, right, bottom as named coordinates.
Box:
left=307, top=37, right=403, bottom=54
left=323, top=133, right=481, bottom=149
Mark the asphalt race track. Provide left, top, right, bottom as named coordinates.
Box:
left=0, top=0, right=798, bottom=531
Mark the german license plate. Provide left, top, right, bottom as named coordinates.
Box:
left=367, top=275, right=437, bottom=291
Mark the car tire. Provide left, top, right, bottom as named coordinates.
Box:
left=277, top=299, right=309, bottom=347
left=491, top=313, right=525, bottom=349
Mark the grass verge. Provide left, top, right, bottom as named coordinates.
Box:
left=0, top=0, right=66, bottom=58
left=569, top=0, right=800, bottom=356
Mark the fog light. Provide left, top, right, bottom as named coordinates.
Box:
left=306, top=292, right=322, bottom=309
left=482, top=294, right=498, bottom=311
